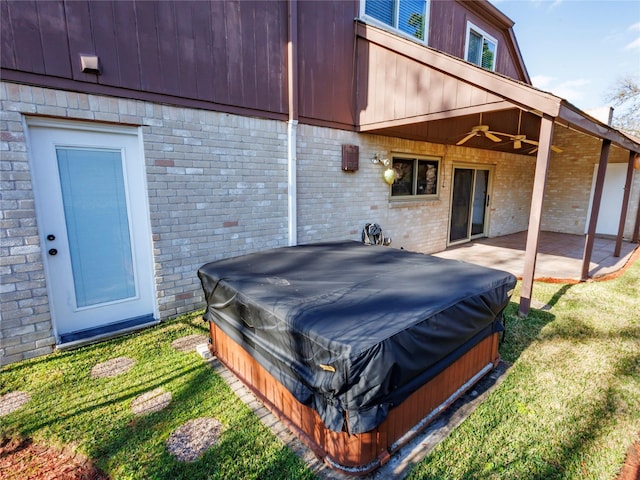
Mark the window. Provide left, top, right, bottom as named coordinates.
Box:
left=363, top=0, right=428, bottom=42
left=465, top=22, right=497, bottom=71
left=390, top=156, right=440, bottom=198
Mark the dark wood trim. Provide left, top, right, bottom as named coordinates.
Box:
left=519, top=115, right=554, bottom=317
left=614, top=151, right=636, bottom=256
left=0, top=69, right=288, bottom=122
left=581, top=140, right=611, bottom=281
left=558, top=105, right=640, bottom=153
left=297, top=115, right=357, bottom=132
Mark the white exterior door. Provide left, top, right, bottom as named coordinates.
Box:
left=27, top=119, right=156, bottom=343
left=586, top=163, right=627, bottom=236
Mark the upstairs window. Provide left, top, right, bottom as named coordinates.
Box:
left=390, top=156, right=440, bottom=198
left=465, top=22, right=497, bottom=71
left=363, top=0, right=428, bottom=42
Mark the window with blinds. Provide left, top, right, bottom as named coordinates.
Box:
left=364, top=0, right=427, bottom=42
left=465, top=22, right=497, bottom=71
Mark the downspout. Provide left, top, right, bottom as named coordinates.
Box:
left=287, top=0, right=299, bottom=246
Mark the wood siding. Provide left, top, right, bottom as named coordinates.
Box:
left=356, top=38, right=506, bottom=128
left=429, top=0, right=527, bottom=81
left=297, top=0, right=359, bottom=127
left=1, top=0, right=529, bottom=126
left=1, top=0, right=288, bottom=116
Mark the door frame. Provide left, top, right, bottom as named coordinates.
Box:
left=25, top=117, right=158, bottom=345
left=447, top=163, right=494, bottom=246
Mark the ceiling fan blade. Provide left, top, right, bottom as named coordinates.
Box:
left=485, top=131, right=502, bottom=142
left=527, top=145, right=562, bottom=154
left=521, top=138, right=539, bottom=146
left=456, top=132, right=476, bottom=145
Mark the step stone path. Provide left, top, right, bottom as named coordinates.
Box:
left=130, top=387, right=172, bottom=415
left=170, top=334, right=209, bottom=353
left=0, top=391, right=31, bottom=417
left=165, top=417, right=223, bottom=462
left=90, top=356, right=135, bottom=378
left=3, top=333, right=223, bottom=466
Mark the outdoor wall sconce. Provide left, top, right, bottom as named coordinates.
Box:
left=634, top=153, right=640, bottom=170
left=80, top=54, right=101, bottom=75
left=371, top=153, right=396, bottom=185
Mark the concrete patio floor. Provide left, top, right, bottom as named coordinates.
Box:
left=433, top=231, right=639, bottom=281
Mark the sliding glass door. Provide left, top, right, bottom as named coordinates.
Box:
left=449, top=166, right=491, bottom=244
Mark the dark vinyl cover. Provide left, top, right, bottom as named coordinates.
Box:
left=198, top=241, right=516, bottom=433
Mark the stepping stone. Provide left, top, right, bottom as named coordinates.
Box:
left=0, top=391, right=30, bottom=417
left=90, top=356, right=135, bottom=378
left=131, top=387, right=172, bottom=415
left=170, top=334, right=208, bottom=353
left=166, top=417, right=223, bottom=462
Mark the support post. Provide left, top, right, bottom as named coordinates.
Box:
left=519, top=115, right=554, bottom=317
left=581, top=140, right=611, bottom=280
left=614, top=150, right=636, bottom=257
left=634, top=188, right=640, bottom=244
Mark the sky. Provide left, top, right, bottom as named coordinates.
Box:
left=492, top=0, right=640, bottom=114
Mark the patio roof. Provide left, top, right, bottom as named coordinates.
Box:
left=354, top=23, right=640, bottom=316
left=355, top=22, right=640, bottom=154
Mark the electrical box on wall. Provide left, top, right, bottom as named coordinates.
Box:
left=342, top=144, right=359, bottom=171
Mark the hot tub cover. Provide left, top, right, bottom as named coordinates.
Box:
left=198, top=241, right=516, bottom=433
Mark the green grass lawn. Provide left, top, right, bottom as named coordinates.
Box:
left=1, top=260, right=638, bottom=479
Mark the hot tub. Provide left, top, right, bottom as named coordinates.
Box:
left=198, top=241, right=516, bottom=474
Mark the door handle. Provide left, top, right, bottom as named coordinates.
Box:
left=48, top=248, right=58, bottom=256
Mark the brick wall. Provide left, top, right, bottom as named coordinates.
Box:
left=1, top=81, right=288, bottom=364
left=542, top=127, right=640, bottom=237
left=296, top=124, right=535, bottom=252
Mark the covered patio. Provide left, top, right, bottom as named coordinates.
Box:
left=356, top=23, right=640, bottom=315
left=434, top=231, right=639, bottom=282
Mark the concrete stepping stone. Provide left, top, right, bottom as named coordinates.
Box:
left=0, top=391, right=30, bottom=417
left=131, top=387, right=172, bottom=415
left=170, top=334, right=209, bottom=353
left=90, top=356, right=135, bottom=378
left=166, top=417, right=223, bottom=462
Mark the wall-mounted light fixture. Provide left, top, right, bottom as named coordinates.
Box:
left=634, top=153, right=640, bottom=170
left=371, top=153, right=396, bottom=185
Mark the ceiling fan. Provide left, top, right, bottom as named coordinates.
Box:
left=456, top=125, right=503, bottom=145
left=508, top=111, right=563, bottom=153
left=456, top=113, right=506, bottom=145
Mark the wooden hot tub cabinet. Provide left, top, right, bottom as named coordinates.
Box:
left=209, top=321, right=501, bottom=475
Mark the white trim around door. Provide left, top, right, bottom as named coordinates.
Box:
left=26, top=118, right=158, bottom=347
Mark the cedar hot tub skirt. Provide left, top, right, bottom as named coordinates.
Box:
left=209, top=322, right=500, bottom=474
